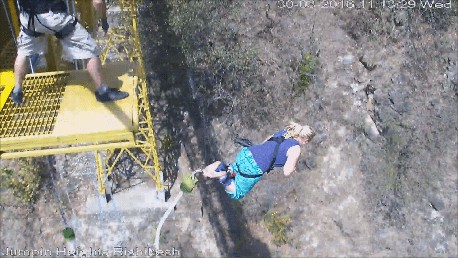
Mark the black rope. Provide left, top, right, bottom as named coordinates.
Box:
left=34, top=14, right=59, bottom=33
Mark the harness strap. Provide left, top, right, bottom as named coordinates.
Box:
left=21, top=16, right=78, bottom=39
left=231, top=161, right=263, bottom=178
left=232, top=136, right=286, bottom=179
left=54, top=17, right=78, bottom=39
left=19, top=1, right=73, bottom=39
left=237, top=171, right=263, bottom=178
left=266, top=136, right=285, bottom=173
left=21, top=25, right=44, bottom=37
left=22, top=11, right=44, bottom=37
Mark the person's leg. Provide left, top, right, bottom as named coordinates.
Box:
left=203, top=161, right=236, bottom=195
left=14, top=55, right=28, bottom=90
left=13, top=12, right=48, bottom=104
left=11, top=55, right=28, bottom=104
left=203, top=161, right=226, bottom=178
left=225, top=180, right=235, bottom=193
left=61, top=20, right=128, bottom=102
left=86, top=56, right=103, bottom=88
left=225, top=148, right=263, bottom=200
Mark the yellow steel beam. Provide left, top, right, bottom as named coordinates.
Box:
left=96, top=0, right=164, bottom=191
left=75, top=0, right=97, bottom=33
left=125, top=0, right=164, bottom=190
left=0, top=130, right=135, bottom=152
left=0, top=71, right=14, bottom=110
left=7, top=0, right=19, bottom=37
left=1, top=141, right=138, bottom=159
left=95, top=150, right=107, bottom=194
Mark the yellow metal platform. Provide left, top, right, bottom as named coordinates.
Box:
left=1, top=0, right=163, bottom=193
left=0, top=62, right=139, bottom=158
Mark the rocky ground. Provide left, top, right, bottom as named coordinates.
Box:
left=139, top=0, right=457, bottom=256
left=1, top=0, right=457, bottom=257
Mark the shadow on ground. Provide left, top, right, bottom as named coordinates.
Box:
left=138, top=1, right=271, bottom=257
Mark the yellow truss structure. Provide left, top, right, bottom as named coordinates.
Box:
left=0, top=0, right=163, bottom=195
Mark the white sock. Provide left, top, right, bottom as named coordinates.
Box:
left=97, top=85, right=108, bottom=94
left=13, top=85, right=22, bottom=93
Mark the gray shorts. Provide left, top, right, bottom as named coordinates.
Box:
left=17, top=11, right=100, bottom=60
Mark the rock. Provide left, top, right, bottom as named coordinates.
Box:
left=428, top=193, right=445, bottom=211
left=265, top=5, right=277, bottom=20
left=313, top=133, right=327, bottom=145
left=388, top=88, right=410, bottom=113
left=394, top=11, right=408, bottom=26
left=364, top=114, right=380, bottom=140
left=445, top=71, right=456, bottom=81
left=390, top=73, right=408, bottom=85
left=375, top=105, right=401, bottom=124
left=305, top=157, right=317, bottom=169
left=446, top=55, right=456, bottom=66
left=373, top=89, right=389, bottom=105
left=338, top=55, right=354, bottom=65
left=430, top=99, right=440, bottom=106
left=359, top=53, right=377, bottom=71
left=350, top=83, right=365, bottom=93
left=365, top=83, right=376, bottom=96
left=367, top=95, right=375, bottom=112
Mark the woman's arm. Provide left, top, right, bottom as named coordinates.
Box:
left=283, top=145, right=301, bottom=176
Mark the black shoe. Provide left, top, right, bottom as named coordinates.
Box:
left=11, top=90, right=23, bottom=105
left=95, top=87, right=129, bottom=102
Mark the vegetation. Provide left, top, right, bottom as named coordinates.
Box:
left=62, top=227, right=76, bottom=241
left=0, top=158, right=43, bottom=205
left=161, top=133, right=179, bottom=152
left=264, top=211, right=291, bottom=245
left=295, top=52, right=316, bottom=94
left=167, top=0, right=256, bottom=76
left=166, top=0, right=266, bottom=126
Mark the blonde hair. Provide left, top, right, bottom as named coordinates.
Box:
left=286, top=122, right=315, bottom=141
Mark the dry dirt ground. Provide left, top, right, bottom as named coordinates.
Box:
left=1, top=0, right=457, bottom=257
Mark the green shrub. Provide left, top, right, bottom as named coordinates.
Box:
left=0, top=158, right=42, bottom=205
left=264, top=211, right=291, bottom=245
left=295, top=52, right=316, bottom=93
left=63, top=227, right=76, bottom=240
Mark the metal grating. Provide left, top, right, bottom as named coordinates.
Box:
left=0, top=40, right=16, bottom=70
left=0, top=73, right=68, bottom=138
